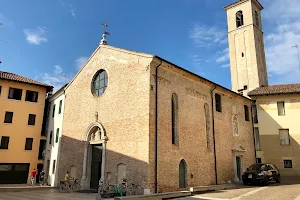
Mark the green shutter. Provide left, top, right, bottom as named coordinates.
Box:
left=59, top=100, right=62, bottom=114
left=55, top=128, right=59, bottom=143
left=52, top=104, right=56, bottom=118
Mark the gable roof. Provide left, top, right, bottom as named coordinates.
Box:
left=66, top=44, right=252, bottom=102
left=0, top=71, right=53, bottom=91
left=248, top=84, right=300, bottom=96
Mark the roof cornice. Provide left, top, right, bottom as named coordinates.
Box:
left=224, top=0, right=263, bottom=11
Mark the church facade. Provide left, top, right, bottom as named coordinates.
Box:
left=51, top=0, right=266, bottom=193
left=55, top=46, right=255, bottom=192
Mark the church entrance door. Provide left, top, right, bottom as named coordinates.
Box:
left=90, top=144, right=102, bottom=189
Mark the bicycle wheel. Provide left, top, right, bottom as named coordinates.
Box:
left=58, top=183, right=66, bottom=193
left=72, top=183, right=81, bottom=192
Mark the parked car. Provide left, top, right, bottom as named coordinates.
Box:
left=242, top=163, right=280, bottom=185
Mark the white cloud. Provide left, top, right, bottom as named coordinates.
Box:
left=40, top=65, right=72, bottom=91
left=54, top=65, right=63, bottom=74
left=221, top=63, right=230, bottom=68
left=262, top=0, right=300, bottom=83
left=75, top=56, right=88, bottom=69
left=189, top=24, right=227, bottom=47
left=191, top=54, right=202, bottom=65
left=23, top=27, right=48, bottom=45
left=216, top=48, right=229, bottom=63
left=69, top=4, right=76, bottom=18
left=59, top=1, right=76, bottom=18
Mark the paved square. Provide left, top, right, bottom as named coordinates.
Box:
left=0, top=189, right=113, bottom=200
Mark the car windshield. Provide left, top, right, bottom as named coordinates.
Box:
left=248, top=164, right=266, bottom=171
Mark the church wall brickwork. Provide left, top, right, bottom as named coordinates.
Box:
left=149, top=60, right=255, bottom=192
left=58, top=45, right=153, bottom=189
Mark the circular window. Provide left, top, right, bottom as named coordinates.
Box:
left=92, top=70, right=108, bottom=96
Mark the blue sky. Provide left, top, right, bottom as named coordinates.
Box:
left=0, top=0, right=300, bottom=90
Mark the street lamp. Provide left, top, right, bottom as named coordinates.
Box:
left=292, top=44, right=300, bottom=70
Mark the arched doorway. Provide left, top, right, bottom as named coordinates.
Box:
left=81, top=122, right=108, bottom=189
left=179, top=159, right=187, bottom=188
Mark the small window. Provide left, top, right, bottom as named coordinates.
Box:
left=28, top=114, right=36, bottom=125
left=4, top=112, right=13, bottom=124
left=215, top=93, right=222, bottom=112
left=244, top=105, right=249, bottom=121
left=52, top=104, right=56, bottom=118
left=242, top=52, right=244, bottom=57
left=256, top=158, right=262, bottom=164
left=284, top=160, right=292, bottom=168
left=243, top=85, right=248, bottom=90
left=279, top=129, right=290, bottom=145
left=254, top=127, right=260, bottom=151
left=25, top=138, right=33, bottom=150
left=8, top=87, right=22, bottom=100
left=277, top=101, right=285, bottom=116
left=0, top=86, right=2, bottom=96
left=49, top=131, right=53, bottom=145
left=52, top=160, right=56, bottom=174
left=55, top=128, right=59, bottom=143
left=236, top=11, right=244, bottom=28
left=25, top=90, right=38, bottom=102
left=92, top=70, right=108, bottom=96
left=0, top=136, right=9, bottom=149
left=58, top=100, right=63, bottom=114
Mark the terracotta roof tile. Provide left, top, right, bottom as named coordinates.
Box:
left=0, top=71, right=53, bottom=90
left=248, top=84, right=300, bottom=96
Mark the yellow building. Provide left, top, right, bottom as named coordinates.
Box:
left=249, top=85, right=300, bottom=176
left=225, top=0, right=300, bottom=177
left=0, top=71, right=52, bottom=184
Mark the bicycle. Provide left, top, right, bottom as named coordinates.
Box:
left=98, top=180, right=126, bottom=197
left=124, top=179, right=142, bottom=196
left=98, top=180, right=115, bottom=198
left=58, top=178, right=81, bottom=193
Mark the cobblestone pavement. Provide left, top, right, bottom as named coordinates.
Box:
left=175, top=182, right=300, bottom=200
left=0, top=189, right=114, bottom=200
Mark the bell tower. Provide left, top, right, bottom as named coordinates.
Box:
left=225, top=0, right=268, bottom=96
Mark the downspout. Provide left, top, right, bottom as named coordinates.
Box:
left=251, top=101, right=257, bottom=162
left=155, top=59, right=163, bottom=193
left=210, top=84, right=218, bottom=185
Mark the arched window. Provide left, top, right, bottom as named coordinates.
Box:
left=255, top=11, right=259, bottom=27
left=204, top=103, right=210, bottom=148
left=179, top=159, right=187, bottom=188
left=92, top=70, right=108, bottom=96
left=171, top=93, right=179, bottom=145
left=232, top=115, right=239, bottom=136
left=236, top=11, right=244, bottom=28
left=70, top=165, right=77, bottom=178
left=117, top=164, right=127, bottom=184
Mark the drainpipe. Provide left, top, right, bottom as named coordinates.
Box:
left=251, top=101, right=257, bottom=162
left=210, top=84, right=218, bottom=185
left=155, top=59, right=163, bottom=193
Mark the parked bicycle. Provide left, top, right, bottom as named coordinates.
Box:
left=58, top=178, right=81, bottom=193
left=123, top=179, right=143, bottom=196
left=98, top=179, right=127, bottom=197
